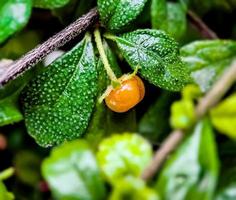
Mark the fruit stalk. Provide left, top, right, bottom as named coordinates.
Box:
left=94, top=28, right=118, bottom=84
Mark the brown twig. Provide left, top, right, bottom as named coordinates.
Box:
left=142, top=60, right=236, bottom=181
left=0, top=8, right=99, bottom=86
left=187, top=10, right=219, bottom=39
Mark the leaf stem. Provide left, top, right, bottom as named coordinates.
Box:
left=187, top=10, right=218, bottom=39
left=0, top=167, right=14, bottom=181
left=103, top=33, right=117, bottom=41
left=94, top=29, right=118, bottom=84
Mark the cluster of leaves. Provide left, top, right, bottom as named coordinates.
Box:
left=1, top=0, right=236, bottom=199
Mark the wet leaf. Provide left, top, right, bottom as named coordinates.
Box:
left=97, top=133, right=152, bottom=183
left=156, top=118, right=219, bottom=200
left=181, top=40, right=236, bottom=92
left=98, top=0, right=148, bottom=32
left=42, top=140, right=106, bottom=200
left=21, top=34, right=98, bottom=147
left=0, top=0, right=32, bottom=44
left=109, top=29, right=191, bottom=91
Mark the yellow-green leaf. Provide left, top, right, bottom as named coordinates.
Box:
left=210, top=93, right=236, bottom=139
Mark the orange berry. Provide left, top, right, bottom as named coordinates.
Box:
left=105, top=75, right=145, bottom=113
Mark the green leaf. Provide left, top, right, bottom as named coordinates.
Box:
left=97, top=133, right=152, bottom=183
left=210, top=93, right=236, bottom=139
left=0, top=93, right=23, bottom=127
left=33, top=0, right=70, bottom=9
left=151, top=0, right=167, bottom=30
left=170, top=99, right=196, bottom=130
left=0, top=60, right=34, bottom=127
left=107, top=29, right=191, bottom=91
left=97, top=0, right=148, bottom=32
left=42, top=140, right=106, bottom=200
left=21, top=34, right=98, bottom=147
left=138, top=92, right=177, bottom=142
left=0, top=182, right=14, bottom=200
left=151, top=0, right=187, bottom=39
left=0, top=0, right=32, bottom=44
left=180, top=40, right=236, bottom=92
left=156, top=118, right=219, bottom=200
left=109, top=176, right=160, bottom=200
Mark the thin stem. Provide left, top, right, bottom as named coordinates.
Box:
left=141, top=130, right=184, bottom=180
left=142, top=60, right=236, bottom=181
left=187, top=10, right=219, bottom=39
left=0, top=8, right=99, bottom=86
left=0, top=167, right=14, bottom=181
left=94, top=29, right=118, bottom=83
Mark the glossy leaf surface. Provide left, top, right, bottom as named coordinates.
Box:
left=111, top=29, right=191, bottom=91
left=181, top=40, right=236, bottom=92
left=98, top=0, right=148, bottom=32
left=22, top=34, right=98, bottom=147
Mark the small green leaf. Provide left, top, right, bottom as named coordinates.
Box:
left=138, top=92, right=177, bottom=142
left=33, top=0, right=70, bottom=9
left=110, top=176, right=160, bottom=200
left=181, top=40, right=236, bottom=92
left=210, top=93, right=236, bottom=139
left=156, top=118, right=219, bottom=200
left=181, top=84, right=202, bottom=100
left=98, top=0, right=148, bottom=32
left=170, top=99, right=196, bottom=130
left=21, top=34, right=98, bottom=147
left=0, top=182, right=14, bottom=200
left=42, top=140, right=106, bottom=200
left=108, top=29, right=191, bottom=91
left=0, top=0, right=32, bottom=44
left=152, top=0, right=187, bottom=39
left=97, top=133, right=152, bottom=183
